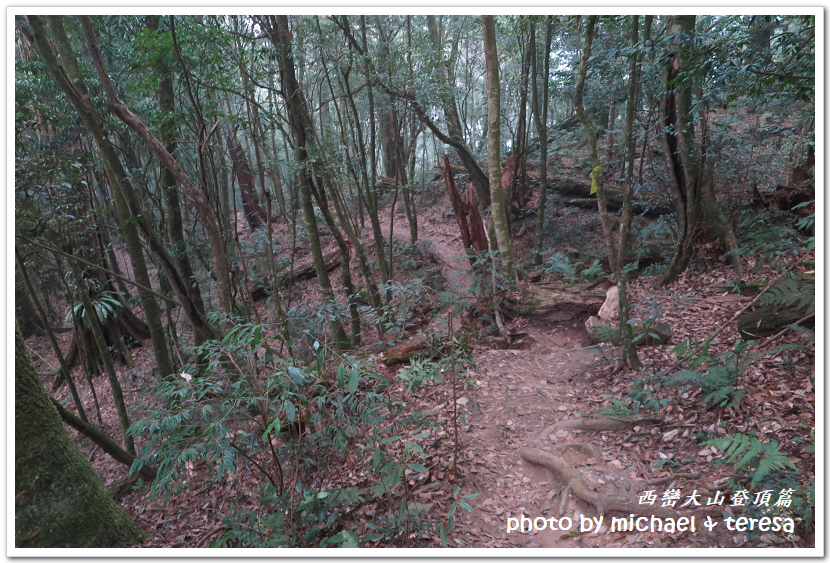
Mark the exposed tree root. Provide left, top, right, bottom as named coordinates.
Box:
left=559, top=441, right=601, bottom=459
left=639, top=472, right=701, bottom=486
left=545, top=415, right=660, bottom=435
left=518, top=447, right=686, bottom=518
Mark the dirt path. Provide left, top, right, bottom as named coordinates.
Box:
left=409, top=214, right=638, bottom=548
left=381, top=212, right=734, bottom=549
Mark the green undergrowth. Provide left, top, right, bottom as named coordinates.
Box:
left=129, top=318, right=475, bottom=547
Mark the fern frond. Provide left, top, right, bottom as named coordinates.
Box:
left=759, top=277, right=799, bottom=308
left=667, top=370, right=706, bottom=385
left=787, top=323, right=815, bottom=344
left=705, top=434, right=798, bottom=487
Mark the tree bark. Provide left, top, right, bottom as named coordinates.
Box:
left=531, top=17, right=553, bottom=266
left=28, top=15, right=175, bottom=379
left=16, top=326, right=143, bottom=547
left=266, top=15, right=350, bottom=348
left=482, top=15, right=518, bottom=283
left=426, top=15, right=491, bottom=207
left=226, top=127, right=267, bottom=231
left=444, top=157, right=488, bottom=262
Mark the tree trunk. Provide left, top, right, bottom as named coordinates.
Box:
left=482, top=15, right=517, bottom=283
left=226, top=127, right=267, bottom=231
left=444, top=157, right=488, bottom=263
left=77, top=16, right=235, bottom=318
left=574, top=16, right=620, bottom=274
left=532, top=17, right=553, bottom=266
left=266, top=15, right=350, bottom=348
left=657, top=15, right=705, bottom=287
left=16, top=249, right=88, bottom=422
left=575, top=15, right=642, bottom=369
left=148, top=15, right=216, bottom=346
left=67, top=257, right=136, bottom=455
left=426, top=15, right=491, bottom=207
left=615, top=16, right=643, bottom=370
left=15, top=326, right=143, bottom=548
left=28, top=15, right=175, bottom=379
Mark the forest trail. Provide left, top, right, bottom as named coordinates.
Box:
left=403, top=212, right=640, bottom=548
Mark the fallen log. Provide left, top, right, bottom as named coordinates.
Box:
left=546, top=178, right=672, bottom=218
left=738, top=305, right=814, bottom=339
left=377, top=317, right=450, bottom=365
left=250, top=250, right=341, bottom=300
left=503, top=284, right=605, bottom=322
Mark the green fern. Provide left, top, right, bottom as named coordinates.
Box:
left=787, top=323, right=815, bottom=344
left=591, top=322, right=621, bottom=343
left=543, top=252, right=576, bottom=280
left=668, top=366, right=745, bottom=408
left=760, top=276, right=799, bottom=308
left=705, top=433, right=798, bottom=487
left=760, top=276, right=814, bottom=313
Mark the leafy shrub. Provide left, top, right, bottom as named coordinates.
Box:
left=397, top=358, right=443, bottom=391
left=65, top=279, right=124, bottom=328
left=129, top=322, right=469, bottom=547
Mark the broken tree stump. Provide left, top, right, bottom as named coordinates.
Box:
left=378, top=317, right=450, bottom=365
left=444, top=156, right=488, bottom=265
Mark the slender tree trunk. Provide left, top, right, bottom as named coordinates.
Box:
left=426, top=15, right=491, bottom=207
left=76, top=16, right=235, bottom=318
left=28, top=15, right=174, bottom=379
left=66, top=257, right=135, bottom=455
left=531, top=18, right=553, bottom=266
left=266, top=15, right=350, bottom=348
left=148, top=15, right=215, bottom=346
left=697, top=83, right=741, bottom=276
left=482, top=15, right=517, bottom=284
left=574, top=15, right=642, bottom=369
left=615, top=16, right=642, bottom=370
left=574, top=16, right=620, bottom=274
left=317, top=39, right=383, bottom=312
left=16, top=250, right=87, bottom=421
left=358, top=17, right=391, bottom=285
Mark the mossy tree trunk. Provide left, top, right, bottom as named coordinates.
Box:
left=15, top=326, right=143, bottom=548
left=482, top=15, right=518, bottom=284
